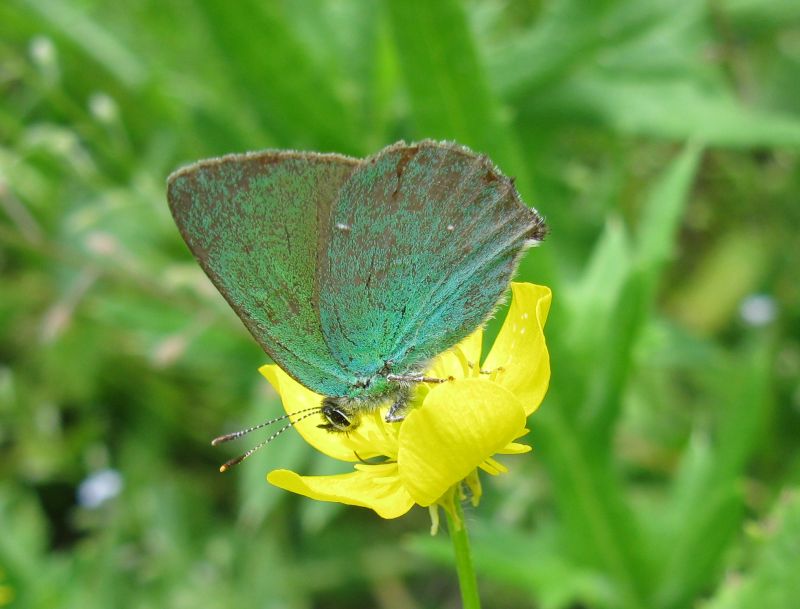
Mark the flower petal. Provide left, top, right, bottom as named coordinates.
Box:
left=258, top=365, right=391, bottom=462
left=267, top=466, right=415, bottom=519
left=459, top=328, right=483, bottom=371
left=497, top=442, right=532, bottom=455
left=398, top=378, right=526, bottom=506
left=427, top=328, right=483, bottom=380
left=483, top=283, right=552, bottom=415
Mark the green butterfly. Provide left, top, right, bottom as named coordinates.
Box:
left=168, top=140, right=545, bottom=432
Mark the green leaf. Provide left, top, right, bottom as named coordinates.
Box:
left=196, top=0, right=359, bottom=153
left=488, top=0, right=704, bottom=99
left=386, top=0, right=558, bottom=291
left=652, top=337, right=774, bottom=609
left=722, top=0, right=800, bottom=26
left=635, top=144, right=702, bottom=275
left=22, top=0, right=148, bottom=87
left=583, top=145, right=701, bottom=441
left=530, top=408, right=654, bottom=609
left=385, top=0, right=534, bottom=198
left=386, top=0, right=502, bottom=155
left=566, top=216, right=633, bottom=349
left=704, top=491, right=800, bottom=609
left=527, top=76, right=800, bottom=149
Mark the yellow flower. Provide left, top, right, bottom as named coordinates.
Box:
left=263, top=282, right=551, bottom=523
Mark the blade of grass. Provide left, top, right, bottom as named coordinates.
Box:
left=559, top=218, right=633, bottom=421
left=583, top=145, right=702, bottom=443
left=197, top=0, right=359, bottom=153
left=385, top=0, right=556, bottom=290
left=534, top=146, right=701, bottom=606
left=635, top=144, right=703, bottom=276
left=704, top=490, right=800, bottom=609
left=533, top=402, right=652, bottom=609
left=489, top=0, right=651, bottom=98
left=488, top=0, right=701, bottom=100
left=525, top=76, right=800, bottom=149
left=21, top=0, right=147, bottom=88
left=385, top=0, right=508, bottom=162
left=653, top=336, right=774, bottom=609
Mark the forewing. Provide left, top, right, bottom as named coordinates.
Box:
left=318, top=141, right=545, bottom=374
left=167, top=150, right=360, bottom=396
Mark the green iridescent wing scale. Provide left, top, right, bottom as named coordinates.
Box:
left=167, top=150, right=361, bottom=396
left=317, top=141, right=545, bottom=377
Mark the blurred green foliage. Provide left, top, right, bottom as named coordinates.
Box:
left=1, top=0, right=799, bottom=607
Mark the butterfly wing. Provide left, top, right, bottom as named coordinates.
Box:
left=167, top=150, right=360, bottom=396
left=318, top=141, right=545, bottom=375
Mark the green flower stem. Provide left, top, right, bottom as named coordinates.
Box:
left=446, top=499, right=481, bottom=609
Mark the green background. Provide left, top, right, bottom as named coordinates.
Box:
left=1, top=1, right=799, bottom=608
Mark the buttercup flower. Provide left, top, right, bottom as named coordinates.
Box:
left=263, top=282, right=551, bottom=526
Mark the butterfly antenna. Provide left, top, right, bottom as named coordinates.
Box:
left=211, top=406, right=321, bottom=446
left=218, top=409, right=321, bottom=473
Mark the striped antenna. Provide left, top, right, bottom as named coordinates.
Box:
left=211, top=406, right=322, bottom=446
left=218, top=409, right=322, bottom=473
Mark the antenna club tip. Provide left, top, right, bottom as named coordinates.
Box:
left=219, top=464, right=229, bottom=473
left=212, top=433, right=238, bottom=446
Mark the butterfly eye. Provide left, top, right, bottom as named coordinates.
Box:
left=320, top=400, right=354, bottom=432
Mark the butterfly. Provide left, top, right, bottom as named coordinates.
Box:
left=167, top=140, right=546, bottom=436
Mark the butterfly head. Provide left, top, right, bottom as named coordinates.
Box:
left=316, top=373, right=397, bottom=432
left=319, top=397, right=357, bottom=432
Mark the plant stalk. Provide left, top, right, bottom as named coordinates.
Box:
left=445, top=499, right=481, bottom=609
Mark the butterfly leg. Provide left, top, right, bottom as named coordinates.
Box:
left=385, top=385, right=413, bottom=423
left=479, top=366, right=505, bottom=375
left=384, top=373, right=454, bottom=422
left=386, top=373, right=451, bottom=384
